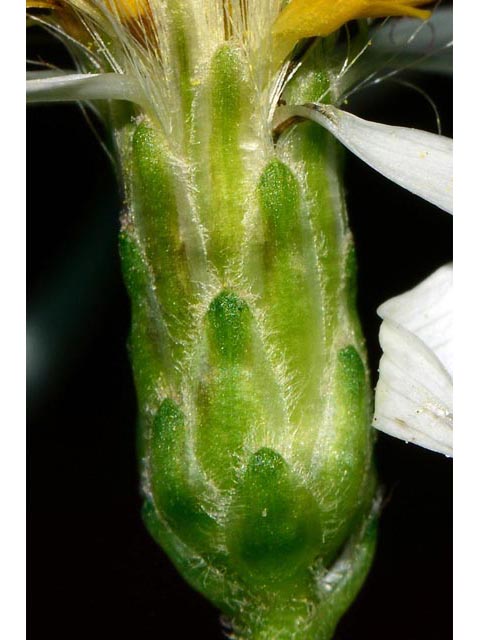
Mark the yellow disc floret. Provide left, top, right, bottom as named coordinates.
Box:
left=27, top=1, right=149, bottom=20
left=273, top=0, right=433, bottom=61
left=105, top=0, right=149, bottom=20
left=26, top=1, right=59, bottom=7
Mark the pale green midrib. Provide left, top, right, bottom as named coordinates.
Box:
left=167, top=4, right=199, bottom=151
left=189, top=44, right=255, bottom=277
left=128, top=225, right=176, bottom=381
left=119, top=124, right=198, bottom=391
left=278, top=44, right=359, bottom=351
left=113, top=120, right=181, bottom=396
left=279, top=104, right=348, bottom=338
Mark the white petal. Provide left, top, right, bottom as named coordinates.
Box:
left=274, top=104, right=453, bottom=214
left=26, top=72, right=143, bottom=106
left=378, top=264, right=452, bottom=375
left=373, top=266, right=453, bottom=457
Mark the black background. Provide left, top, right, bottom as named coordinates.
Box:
left=27, top=20, right=452, bottom=640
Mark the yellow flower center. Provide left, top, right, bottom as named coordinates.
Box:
left=273, top=0, right=433, bottom=61
left=26, top=0, right=58, bottom=7
left=26, top=0, right=148, bottom=20
left=105, top=0, right=148, bottom=20
left=27, top=1, right=434, bottom=70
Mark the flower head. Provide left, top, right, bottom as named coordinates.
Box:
left=27, top=2, right=452, bottom=638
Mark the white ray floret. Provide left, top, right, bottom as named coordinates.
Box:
left=373, top=264, right=453, bottom=456
left=274, top=103, right=453, bottom=214
left=26, top=72, right=144, bottom=106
